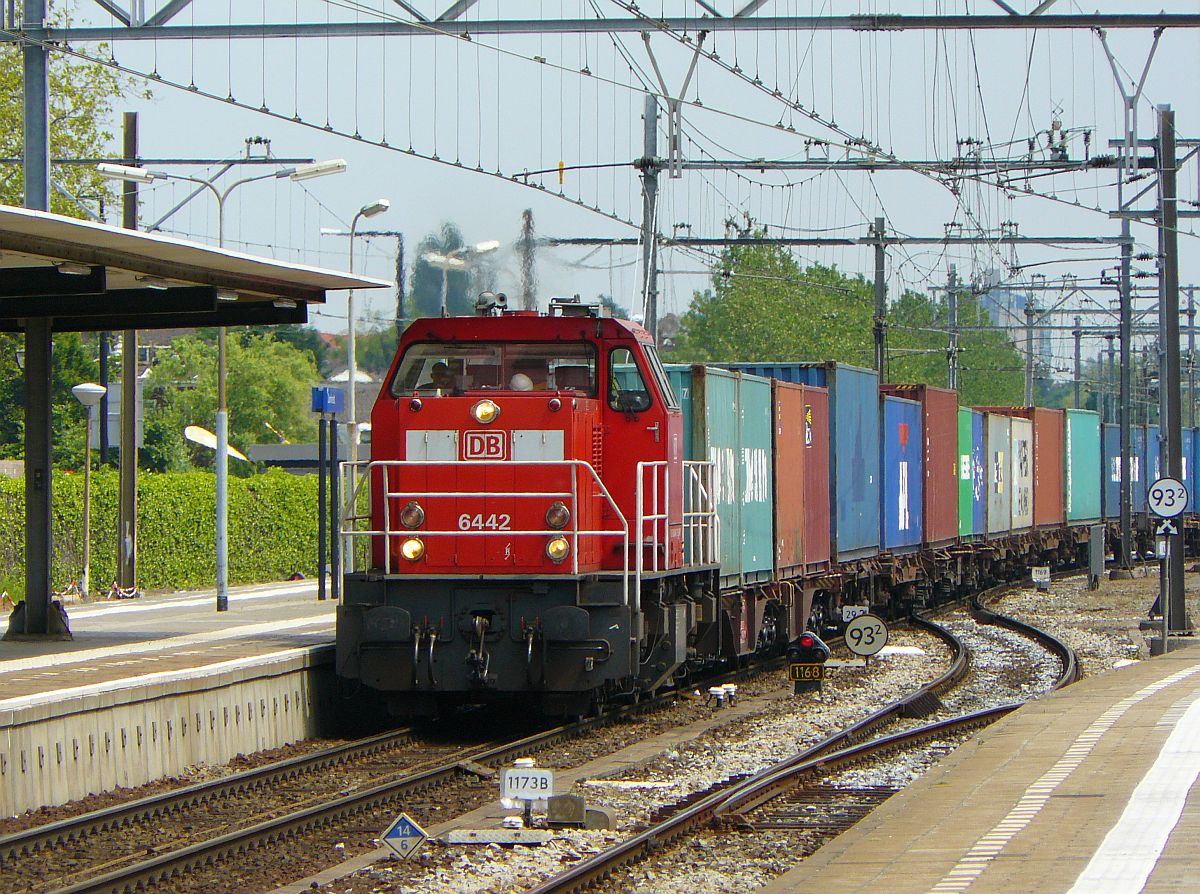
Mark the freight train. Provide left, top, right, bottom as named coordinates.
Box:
left=336, top=296, right=1190, bottom=717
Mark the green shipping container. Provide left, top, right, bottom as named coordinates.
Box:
left=958, top=407, right=986, bottom=539
left=1064, top=408, right=1102, bottom=522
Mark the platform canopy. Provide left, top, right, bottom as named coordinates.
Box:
left=0, top=203, right=390, bottom=330
left=0, top=202, right=390, bottom=640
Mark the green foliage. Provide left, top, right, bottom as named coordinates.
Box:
left=0, top=331, right=101, bottom=466
left=354, top=321, right=399, bottom=379
left=670, top=242, right=875, bottom=366
left=0, top=469, right=319, bottom=599
left=885, top=289, right=1025, bottom=405
left=669, top=241, right=1028, bottom=406
left=246, top=324, right=332, bottom=377
left=145, top=333, right=319, bottom=465
left=1, top=5, right=145, bottom=213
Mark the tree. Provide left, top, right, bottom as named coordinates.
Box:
left=886, top=289, right=1026, bottom=405
left=244, top=324, right=332, bottom=377
left=670, top=241, right=875, bottom=365
left=669, top=240, right=1028, bottom=406
left=1, top=6, right=144, bottom=212
left=146, top=333, right=319, bottom=468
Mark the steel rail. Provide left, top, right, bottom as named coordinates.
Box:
left=34, top=654, right=780, bottom=894
left=0, top=725, right=421, bottom=861
left=526, top=589, right=1079, bottom=894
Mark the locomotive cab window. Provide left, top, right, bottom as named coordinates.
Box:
left=608, top=347, right=652, bottom=413
left=391, top=342, right=597, bottom=397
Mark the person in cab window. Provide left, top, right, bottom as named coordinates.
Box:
left=419, top=361, right=457, bottom=393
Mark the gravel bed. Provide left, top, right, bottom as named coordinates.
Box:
left=935, top=608, right=1062, bottom=711
left=315, top=571, right=1185, bottom=894
left=312, top=627, right=952, bottom=894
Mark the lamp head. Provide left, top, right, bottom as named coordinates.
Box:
left=359, top=198, right=391, bottom=218
left=72, top=382, right=106, bottom=408
left=287, top=158, right=348, bottom=182
left=96, top=163, right=158, bottom=184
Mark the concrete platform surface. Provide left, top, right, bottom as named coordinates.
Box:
left=763, top=645, right=1200, bottom=894
left=0, top=580, right=335, bottom=704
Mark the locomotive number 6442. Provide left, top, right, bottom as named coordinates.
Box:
left=457, top=513, right=512, bottom=531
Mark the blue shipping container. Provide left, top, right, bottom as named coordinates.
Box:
left=1188, top=428, right=1197, bottom=514
left=882, top=395, right=923, bottom=552
left=718, top=362, right=880, bottom=562
left=1147, top=424, right=1161, bottom=494
left=1102, top=423, right=1147, bottom=517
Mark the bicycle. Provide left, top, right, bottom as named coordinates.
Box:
left=107, top=581, right=139, bottom=600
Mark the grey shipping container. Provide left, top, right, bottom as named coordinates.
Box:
left=985, top=413, right=1012, bottom=538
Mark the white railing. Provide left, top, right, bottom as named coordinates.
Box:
left=339, top=460, right=633, bottom=604
left=635, top=460, right=718, bottom=584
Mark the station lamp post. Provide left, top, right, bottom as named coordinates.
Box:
left=97, top=159, right=347, bottom=612
left=422, top=240, right=501, bottom=316
left=71, top=382, right=106, bottom=600
left=346, top=199, right=391, bottom=472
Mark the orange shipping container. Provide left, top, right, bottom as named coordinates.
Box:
left=772, top=381, right=831, bottom=577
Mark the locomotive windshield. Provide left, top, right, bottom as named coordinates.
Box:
left=391, top=342, right=598, bottom=396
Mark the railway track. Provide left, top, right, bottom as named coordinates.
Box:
left=5, top=661, right=778, bottom=894
left=524, top=589, right=1079, bottom=894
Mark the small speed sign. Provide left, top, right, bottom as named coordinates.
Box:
left=1148, top=476, right=1189, bottom=519
left=844, top=613, right=889, bottom=657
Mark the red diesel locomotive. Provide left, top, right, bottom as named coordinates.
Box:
left=337, top=296, right=800, bottom=717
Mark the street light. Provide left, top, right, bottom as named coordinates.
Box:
left=422, top=240, right=501, bottom=316
left=72, top=382, right=106, bottom=601
left=98, top=158, right=347, bottom=612
left=347, top=198, right=391, bottom=472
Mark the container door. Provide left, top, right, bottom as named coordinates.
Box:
left=1065, top=409, right=1101, bottom=523
left=882, top=396, right=922, bottom=552
left=972, top=411, right=986, bottom=536
left=1133, top=424, right=1147, bottom=512
left=1032, top=409, right=1065, bottom=528
left=739, top=375, right=774, bottom=584
left=1010, top=417, right=1034, bottom=531
left=922, top=387, right=959, bottom=546
left=831, top=366, right=881, bottom=561
left=801, top=387, right=831, bottom=570
left=1102, top=423, right=1120, bottom=519
left=696, top=368, right=742, bottom=589
left=958, top=408, right=973, bottom=539
left=986, top=415, right=1012, bottom=536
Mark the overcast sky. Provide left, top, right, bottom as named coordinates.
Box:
left=55, top=1, right=1200, bottom=372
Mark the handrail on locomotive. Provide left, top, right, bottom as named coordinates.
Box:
left=339, top=458, right=717, bottom=600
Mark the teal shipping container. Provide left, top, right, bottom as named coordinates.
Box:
left=667, top=365, right=774, bottom=589
left=1064, top=409, right=1101, bottom=523
left=958, top=407, right=986, bottom=540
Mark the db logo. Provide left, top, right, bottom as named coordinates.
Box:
left=463, top=431, right=507, bottom=460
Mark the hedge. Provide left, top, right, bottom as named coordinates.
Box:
left=0, top=469, right=320, bottom=599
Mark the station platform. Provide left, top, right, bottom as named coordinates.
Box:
left=0, top=582, right=337, bottom=817
left=763, top=644, right=1200, bottom=894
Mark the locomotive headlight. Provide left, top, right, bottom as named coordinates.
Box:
left=545, top=501, right=571, bottom=530
left=399, top=501, right=425, bottom=529
left=471, top=399, right=500, bottom=424
left=546, top=536, right=571, bottom=564
left=400, top=538, right=425, bottom=561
